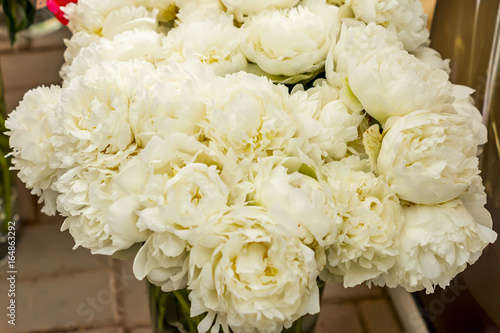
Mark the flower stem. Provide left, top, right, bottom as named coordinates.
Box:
left=173, top=290, right=198, bottom=333
left=157, top=291, right=168, bottom=333
left=294, top=316, right=303, bottom=333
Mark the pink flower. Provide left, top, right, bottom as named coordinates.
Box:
left=47, top=0, right=78, bottom=25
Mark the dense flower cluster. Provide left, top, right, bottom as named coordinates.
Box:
left=7, top=1, right=496, bottom=332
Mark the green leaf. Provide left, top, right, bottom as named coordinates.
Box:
left=15, top=0, right=36, bottom=32
left=298, top=163, right=317, bottom=180
left=3, top=0, right=17, bottom=44
left=2, top=0, right=36, bottom=45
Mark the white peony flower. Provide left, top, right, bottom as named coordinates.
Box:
left=137, top=163, right=230, bottom=244
left=348, top=46, right=453, bottom=124
left=330, top=24, right=452, bottom=124
left=105, top=157, right=152, bottom=245
left=52, top=61, right=142, bottom=169
left=133, top=0, right=176, bottom=13
left=158, top=13, right=247, bottom=76
left=61, top=29, right=163, bottom=83
left=201, top=72, right=297, bottom=160
left=375, top=182, right=497, bottom=292
left=175, top=0, right=225, bottom=23
left=175, top=0, right=223, bottom=11
left=344, top=0, right=429, bottom=51
left=291, top=89, right=364, bottom=163
left=129, top=61, right=213, bottom=147
left=6, top=86, right=63, bottom=215
left=305, top=77, right=364, bottom=114
left=299, top=78, right=341, bottom=109
left=135, top=134, right=250, bottom=205
left=330, top=22, right=402, bottom=76
left=62, top=213, right=122, bottom=255
left=189, top=206, right=320, bottom=333
left=460, top=176, right=495, bottom=232
left=249, top=157, right=340, bottom=254
left=133, top=232, right=189, bottom=292
left=100, top=5, right=160, bottom=38
left=451, top=85, right=487, bottom=145
left=64, top=0, right=174, bottom=34
left=54, top=145, right=136, bottom=215
left=138, top=133, right=220, bottom=177
left=377, top=110, right=480, bottom=205
left=61, top=31, right=101, bottom=75
left=62, top=2, right=162, bottom=76
left=64, top=0, right=134, bottom=34
left=59, top=157, right=150, bottom=255
left=412, top=45, right=451, bottom=74
left=221, top=0, right=300, bottom=21
left=240, top=2, right=340, bottom=82
left=320, top=157, right=404, bottom=287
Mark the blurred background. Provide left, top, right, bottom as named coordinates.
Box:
left=1, top=1, right=500, bottom=333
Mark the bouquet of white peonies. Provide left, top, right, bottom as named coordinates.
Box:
left=6, top=0, right=498, bottom=332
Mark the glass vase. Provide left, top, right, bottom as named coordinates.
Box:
left=147, top=281, right=325, bottom=333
